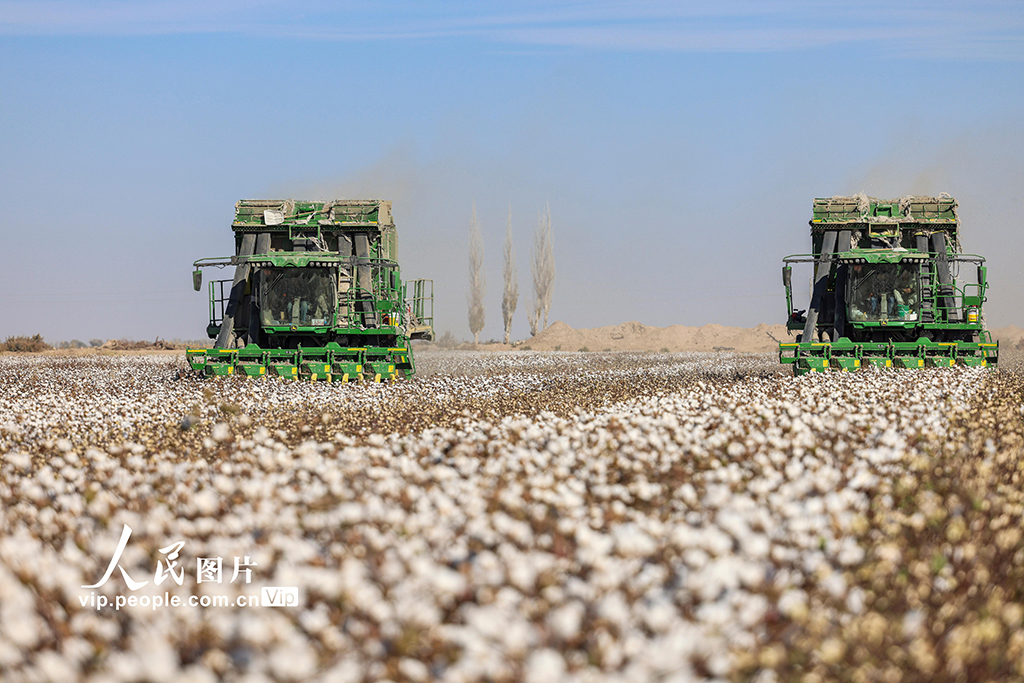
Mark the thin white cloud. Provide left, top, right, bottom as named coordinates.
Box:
left=1, top=0, right=1022, bottom=59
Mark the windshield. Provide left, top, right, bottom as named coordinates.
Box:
left=847, top=262, right=921, bottom=323
left=260, top=268, right=335, bottom=327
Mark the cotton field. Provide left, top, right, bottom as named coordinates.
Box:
left=1, top=350, right=1023, bottom=683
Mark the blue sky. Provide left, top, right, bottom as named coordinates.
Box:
left=2, top=1, right=1023, bottom=342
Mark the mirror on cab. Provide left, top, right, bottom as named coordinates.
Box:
left=193, top=270, right=202, bottom=292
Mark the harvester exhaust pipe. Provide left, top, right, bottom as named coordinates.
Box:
left=803, top=230, right=837, bottom=342
left=931, top=232, right=958, bottom=322
left=246, top=232, right=271, bottom=346
left=354, top=234, right=377, bottom=327
left=832, top=230, right=852, bottom=339
left=915, top=233, right=930, bottom=253
left=215, top=233, right=256, bottom=349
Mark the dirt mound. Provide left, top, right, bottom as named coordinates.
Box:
left=524, top=320, right=790, bottom=352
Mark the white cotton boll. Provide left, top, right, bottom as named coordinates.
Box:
left=546, top=601, right=586, bottom=640
left=676, top=483, right=698, bottom=506
left=464, top=604, right=508, bottom=641
left=612, top=524, right=657, bottom=558
left=819, top=571, right=847, bottom=599
left=318, top=657, right=363, bottom=683
left=715, top=510, right=749, bottom=542
left=192, top=489, right=220, bottom=517
left=178, top=664, right=219, bottom=683
left=430, top=567, right=467, bottom=603
left=34, top=650, right=77, bottom=683
left=683, top=548, right=709, bottom=569
left=726, top=442, right=745, bottom=458
left=700, top=528, right=734, bottom=557
left=836, top=537, right=865, bottom=566
left=337, top=503, right=364, bottom=525
left=597, top=592, right=631, bottom=628
left=398, top=658, right=430, bottom=682
left=60, top=637, right=93, bottom=667
left=784, top=459, right=804, bottom=480
left=750, top=669, right=779, bottom=683
left=637, top=597, right=677, bottom=634
left=212, top=474, right=234, bottom=495
left=508, top=559, right=538, bottom=593
left=741, top=533, right=770, bottom=559
left=0, top=586, right=45, bottom=649
left=670, top=524, right=699, bottom=550
left=736, top=594, right=768, bottom=628
left=136, top=630, right=179, bottom=683
left=299, top=605, right=331, bottom=635
left=523, top=649, right=566, bottom=683
left=501, top=615, right=536, bottom=656
left=662, top=667, right=698, bottom=683
left=846, top=587, right=866, bottom=614
left=902, top=610, right=926, bottom=639
left=685, top=567, right=728, bottom=603
left=6, top=451, right=32, bottom=470
left=777, top=589, right=808, bottom=619
left=695, top=600, right=733, bottom=628
left=702, top=484, right=731, bottom=509
left=101, top=652, right=143, bottom=682
left=875, top=544, right=902, bottom=566
left=645, top=634, right=689, bottom=674
left=734, top=559, right=765, bottom=588
left=211, top=423, right=231, bottom=443
left=238, top=614, right=273, bottom=646
left=268, top=640, right=318, bottom=681
left=705, top=651, right=732, bottom=677
left=470, top=551, right=505, bottom=586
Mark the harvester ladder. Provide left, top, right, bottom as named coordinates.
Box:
left=919, top=264, right=934, bottom=323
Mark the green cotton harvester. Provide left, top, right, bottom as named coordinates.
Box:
left=780, top=195, right=997, bottom=375
left=187, top=199, right=434, bottom=381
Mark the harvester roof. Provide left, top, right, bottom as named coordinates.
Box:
left=811, top=194, right=958, bottom=228
left=232, top=199, right=393, bottom=233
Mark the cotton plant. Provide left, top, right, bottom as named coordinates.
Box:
left=0, top=352, right=1021, bottom=682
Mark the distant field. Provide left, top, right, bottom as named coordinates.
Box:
left=1, top=351, right=1023, bottom=682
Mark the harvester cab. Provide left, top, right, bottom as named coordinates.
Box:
left=780, top=195, right=997, bottom=374
left=186, top=199, right=434, bottom=381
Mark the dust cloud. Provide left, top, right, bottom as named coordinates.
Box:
left=842, top=123, right=1024, bottom=327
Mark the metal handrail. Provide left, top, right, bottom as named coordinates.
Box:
left=208, top=279, right=233, bottom=328
left=409, top=279, right=434, bottom=330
